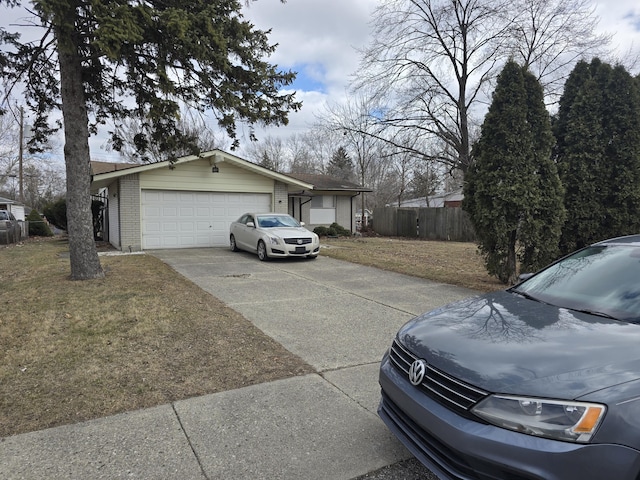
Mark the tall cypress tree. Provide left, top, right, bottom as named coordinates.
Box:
left=464, top=61, right=564, bottom=284
left=555, top=60, right=640, bottom=254
left=601, top=66, right=640, bottom=236
left=519, top=69, right=566, bottom=271
left=554, top=60, right=606, bottom=253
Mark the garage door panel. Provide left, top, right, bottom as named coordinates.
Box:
left=142, top=190, right=271, bottom=249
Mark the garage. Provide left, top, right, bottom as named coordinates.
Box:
left=141, top=190, right=271, bottom=249
left=90, top=150, right=316, bottom=252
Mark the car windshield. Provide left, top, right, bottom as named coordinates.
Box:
left=257, top=215, right=301, bottom=228
left=512, top=245, right=640, bottom=322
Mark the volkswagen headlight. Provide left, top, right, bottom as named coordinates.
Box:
left=472, top=395, right=606, bottom=443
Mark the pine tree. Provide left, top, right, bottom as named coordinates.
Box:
left=464, top=61, right=564, bottom=284
left=1, top=0, right=300, bottom=280
left=555, top=60, right=640, bottom=254
left=327, top=147, right=354, bottom=180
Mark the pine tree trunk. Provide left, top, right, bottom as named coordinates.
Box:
left=58, top=37, right=105, bottom=280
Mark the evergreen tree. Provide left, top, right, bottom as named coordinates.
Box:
left=554, top=60, right=605, bottom=253
left=519, top=68, right=566, bottom=271
left=555, top=60, right=640, bottom=254
left=1, top=0, right=299, bottom=280
left=327, top=147, right=354, bottom=180
left=258, top=152, right=276, bottom=171
left=464, top=61, right=564, bottom=284
left=601, top=66, right=640, bottom=236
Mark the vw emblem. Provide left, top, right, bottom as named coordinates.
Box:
left=409, top=359, right=427, bottom=386
left=297, top=239, right=303, bottom=245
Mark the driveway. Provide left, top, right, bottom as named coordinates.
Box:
left=151, top=248, right=476, bottom=374
left=151, top=248, right=477, bottom=478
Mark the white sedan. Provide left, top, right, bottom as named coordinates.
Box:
left=229, top=213, right=320, bottom=261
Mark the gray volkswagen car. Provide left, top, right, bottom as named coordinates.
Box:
left=379, top=235, right=640, bottom=480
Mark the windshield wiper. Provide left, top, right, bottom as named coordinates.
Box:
left=570, top=308, right=619, bottom=320
left=511, top=289, right=541, bottom=303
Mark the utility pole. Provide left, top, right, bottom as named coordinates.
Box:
left=18, top=105, right=24, bottom=203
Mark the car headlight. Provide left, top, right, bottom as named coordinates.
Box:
left=472, top=395, right=606, bottom=443
left=267, top=236, right=280, bottom=246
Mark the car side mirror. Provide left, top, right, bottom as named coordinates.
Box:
left=300, top=221, right=305, bottom=226
left=246, top=221, right=255, bottom=228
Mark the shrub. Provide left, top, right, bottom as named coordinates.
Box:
left=313, top=226, right=330, bottom=236
left=313, top=223, right=351, bottom=237
left=26, top=210, right=53, bottom=237
left=329, top=222, right=351, bottom=236
left=43, top=198, right=67, bottom=231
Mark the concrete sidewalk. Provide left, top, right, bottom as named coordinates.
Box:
left=1, top=248, right=476, bottom=479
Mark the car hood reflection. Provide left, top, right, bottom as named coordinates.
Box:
left=266, top=226, right=313, bottom=236
left=398, top=291, right=640, bottom=399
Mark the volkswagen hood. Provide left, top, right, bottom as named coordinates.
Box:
left=397, top=291, right=640, bottom=399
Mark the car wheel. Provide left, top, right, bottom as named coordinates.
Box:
left=230, top=234, right=239, bottom=252
left=257, top=240, right=269, bottom=261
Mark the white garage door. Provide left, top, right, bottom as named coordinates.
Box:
left=141, top=190, right=271, bottom=249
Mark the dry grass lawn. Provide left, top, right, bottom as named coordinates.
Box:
left=0, top=237, right=313, bottom=437
left=0, top=234, right=501, bottom=438
left=320, top=236, right=503, bottom=292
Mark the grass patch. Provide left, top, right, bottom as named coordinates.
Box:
left=0, top=237, right=313, bottom=437
left=320, top=237, right=503, bottom=292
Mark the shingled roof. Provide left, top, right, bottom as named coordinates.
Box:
left=286, top=173, right=371, bottom=192
left=90, top=161, right=139, bottom=175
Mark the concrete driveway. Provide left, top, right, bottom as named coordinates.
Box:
left=1, top=247, right=477, bottom=480
left=151, top=247, right=477, bottom=478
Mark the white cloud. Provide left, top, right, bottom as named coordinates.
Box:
left=594, top=0, right=640, bottom=57
left=244, top=0, right=640, bottom=147
left=4, top=0, right=640, bottom=162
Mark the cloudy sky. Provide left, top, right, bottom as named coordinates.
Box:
left=2, top=0, right=640, bottom=163
left=239, top=0, right=640, bottom=147
left=237, top=0, right=377, bottom=144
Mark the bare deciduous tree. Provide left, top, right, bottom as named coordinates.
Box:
left=352, top=0, right=512, bottom=175
left=242, top=136, right=288, bottom=172
left=0, top=113, right=19, bottom=191
left=321, top=93, right=385, bottom=216
left=352, top=0, right=610, bottom=175
left=506, top=0, right=610, bottom=102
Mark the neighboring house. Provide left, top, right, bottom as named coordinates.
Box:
left=0, top=196, right=26, bottom=221
left=90, top=150, right=369, bottom=251
left=355, top=208, right=373, bottom=229
left=286, top=173, right=371, bottom=234
left=393, top=189, right=464, bottom=208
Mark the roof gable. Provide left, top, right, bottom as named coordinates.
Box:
left=90, top=149, right=313, bottom=190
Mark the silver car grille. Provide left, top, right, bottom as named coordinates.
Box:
left=284, top=238, right=312, bottom=245
left=389, top=339, right=488, bottom=413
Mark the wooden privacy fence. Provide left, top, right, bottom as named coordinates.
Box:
left=372, top=207, right=476, bottom=242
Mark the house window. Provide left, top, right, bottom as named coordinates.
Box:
left=310, top=195, right=336, bottom=224
left=310, top=195, right=335, bottom=208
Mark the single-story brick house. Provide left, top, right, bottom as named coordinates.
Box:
left=90, top=149, right=370, bottom=251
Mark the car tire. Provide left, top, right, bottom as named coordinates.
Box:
left=230, top=234, right=239, bottom=252
left=257, top=240, right=269, bottom=261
